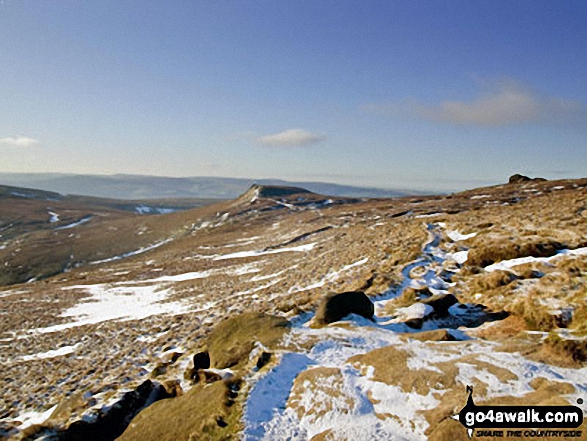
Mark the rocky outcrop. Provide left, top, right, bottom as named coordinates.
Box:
left=247, top=184, right=314, bottom=199
left=207, top=313, right=291, bottom=369
left=55, top=380, right=176, bottom=441
left=313, top=291, right=375, bottom=325
left=117, top=379, right=242, bottom=441
left=508, top=174, right=547, bottom=184
left=509, top=173, right=532, bottom=184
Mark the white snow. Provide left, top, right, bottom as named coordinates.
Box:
left=137, top=263, right=262, bottom=284
left=135, top=205, right=178, bottom=214
left=55, top=216, right=92, bottom=230
left=446, top=230, right=477, bottom=242
left=28, top=260, right=272, bottom=334
left=12, top=405, right=58, bottom=430
left=16, top=343, right=82, bottom=362
left=48, top=211, right=59, bottom=223
left=229, top=263, right=262, bottom=276
left=340, top=257, right=369, bottom=270
left=148, top=270, right=215, bottom=283
left=241, top=221, right=587, bottom=439
left=158, top=208, right=177, bottom=214
left=237, top=236, right=261, bottom=242
left=470, top=194, right=490, bottom=199
left=31, top=284, right=189, bottom=334
left=90, top=239, right=172, bottom=264
left=273, top=200, right=295, bottom=209
left=250, top=266, right=297, bottom=282
left=287, top=258, right=368, bottom=293
left=250, top=187, right=260, bottom=203
left=213, top=243, right=316, bottom=260
left=414, top=213, right=443, bottom=218
left=394, top=303, right=434, bottom=321
left=446, top=250, right=469, bottom=264
left=11, top=191, right=33, bottom=198
left=0, top=289, right=29, bottom=299
left=243, top=326, right=442, bottom=440
left=484, top=247, right=587, bottom=272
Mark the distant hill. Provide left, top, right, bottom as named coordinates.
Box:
left=0, top=173, right=429, bottom=200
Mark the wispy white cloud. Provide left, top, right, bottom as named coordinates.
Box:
left=256, top=129, right=325, bottom=146
left=0, top=136, right=40, bottom=147
left=363, top=79, right=586, bottom=127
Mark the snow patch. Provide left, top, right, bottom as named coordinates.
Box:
left=91, top=239, right=172, bottom=264
left=135, top=205, right=178, bottom=214
left=485, top=247, right=587, bottom=272
left=394, top=303, right=434, bottom=321
left=446, top=230, right=477, bottom=242
left=12, top=405, right=58, bottom=430
left=31, top=284, right=189, bottom=333
left=55, top=216, right=93, bottom=230
left=214, top=243, right=316, bottom=261
left=15, top=343, right=82, bottom=363
left=446, top=250, right=469, bottom=264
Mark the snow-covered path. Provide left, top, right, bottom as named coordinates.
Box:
left=242, top=223, right=587, bottom=440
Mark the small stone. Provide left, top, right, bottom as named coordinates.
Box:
left=256, top=352, right=272, bottom=370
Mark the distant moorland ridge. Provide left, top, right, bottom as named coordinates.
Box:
left=0, top=173, right=431, bottom=200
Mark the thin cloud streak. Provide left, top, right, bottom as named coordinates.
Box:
left=256, top=129, right=326, bottom=146
left=363, top=80, right=586, bottom=127
left=0, top=136, right=40, bottom=147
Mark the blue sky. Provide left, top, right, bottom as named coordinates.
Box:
left=1, top=1, right=586, bottom=191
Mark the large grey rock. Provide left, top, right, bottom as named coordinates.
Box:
left=314, top=291, right=375, bottom=325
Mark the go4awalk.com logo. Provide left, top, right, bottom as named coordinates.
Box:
left=454, top=386, right=584, bottom=438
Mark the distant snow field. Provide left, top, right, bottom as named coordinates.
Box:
left=32, top=284, right=189, bottom=334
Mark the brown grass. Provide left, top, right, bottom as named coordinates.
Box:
left=206, top=313, right=291, bottom=369
left=118, top=378, right=243, bottom=441
left=542, top=333, right=587, bottom=365
left=466, top=237, right=564, bottom=268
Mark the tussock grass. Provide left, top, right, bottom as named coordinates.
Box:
left=207, top=313, right=290, bottom=369
left=543, top=333, right=587, bottom=365
left=118, top=378, right=243, bottom=441
left=509, top=297, right=559, bottom=331
left=466, top=237, right=564, bottom=268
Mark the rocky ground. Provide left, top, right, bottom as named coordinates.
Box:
left=1, top=178, right=586, bottom=440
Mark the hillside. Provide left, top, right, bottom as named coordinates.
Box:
left=0, top=185, right=218, bottom=285
left=1, top=177, right=586, bottom=440
left=0, top=173, right=428, bottom=200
